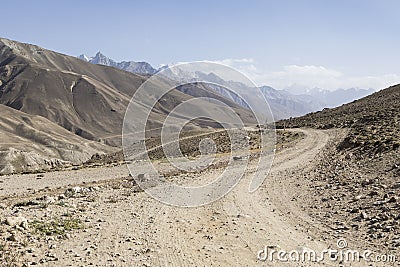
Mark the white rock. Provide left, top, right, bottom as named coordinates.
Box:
left=72, top=186, right=82, bottom=193
left=43, top=196, right=55, bottom=203
left=5, top=216, right=27, bottom=227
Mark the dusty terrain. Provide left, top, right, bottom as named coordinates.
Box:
left=1, top=129, right=397, bottom=266
left=277, top=84, right=400, bottom=257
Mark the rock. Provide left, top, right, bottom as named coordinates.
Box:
left=46, top=252, right=57, bottom=259
left=373, top=200, right=387, bottom=206
left=6, top=216, right=27, bottom=227
left=72, top=186, right=82, bottom=193
left=21, top=220, right=29, bottom=230
left=361, top=179, right=373, bottom=187
left=64, top=186, right=82, bottom=197
left=354, top=195, right=364, bottom=201
left=42, top=196, right=55, bottom=204
left=233, top=156, right=247, bottom=161
left=392, top=183, right=400, bottom=189
left=137, top=174, right=145, bottom=182
left=7, top=234, right=18, bottom=241
left=368, top=190, right=379, bottom=197
left=350, top=208, right=359, bottom=213
left=361, top=211, right=368, bottom=219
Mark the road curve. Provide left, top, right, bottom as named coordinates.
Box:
left=137, top=128, right=342, bottom=266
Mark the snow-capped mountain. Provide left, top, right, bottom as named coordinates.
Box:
left=78, top=54, right=90, bottom=62
left=78, top=52, right=157, bottom=75
left=78, top=53, right=375, bottom=120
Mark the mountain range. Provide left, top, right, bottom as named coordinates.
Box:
left=0, top=37, right=380, bottom=173
left=79, top=52, right=375, bottom=117
left=78, top=52, right=157, bottom=75
left=0, top=38, right=254, bottom=173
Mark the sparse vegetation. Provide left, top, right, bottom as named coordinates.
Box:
left=55, top=201, right=68, bottom=206
left=30, top=218, right=83, bottom=236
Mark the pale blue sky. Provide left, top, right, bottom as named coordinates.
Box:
left=2, top=0, right=400, bottom=90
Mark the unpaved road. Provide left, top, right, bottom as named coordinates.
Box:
left=2, top=129, right=386, bottom=266
left=137, top=129, right=331, bottom=266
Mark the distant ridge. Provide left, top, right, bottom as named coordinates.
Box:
left=78, top=52, right=157, bottom=75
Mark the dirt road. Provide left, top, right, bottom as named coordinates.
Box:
left=137, top=128, right=333, bottom=266
left=2, top=128, right=382, bottom=266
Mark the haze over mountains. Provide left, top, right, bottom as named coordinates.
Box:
left=79, top=52, right=376, bottom=116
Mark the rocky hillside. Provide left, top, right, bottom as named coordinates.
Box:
left=0, top=104, right=116, bottom=174
left=278, top=84, right=400, bottom=250
left=277, top=84, right=400, bottom=155
left=0, top=38, right=255, bottom=173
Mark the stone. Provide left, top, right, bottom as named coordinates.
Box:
left=64, top=186, right=82, bottom=197
left=361, top=211, right=369, bottom=219
left=42, top=196, right=55, bottom=204
left=7, top=234, right=18, bottom=241
left=5, top=216, right=27, bottom=227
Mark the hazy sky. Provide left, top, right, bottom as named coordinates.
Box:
left=2, top=0, right=400, bottom=90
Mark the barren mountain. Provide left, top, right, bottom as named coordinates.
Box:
left=0, top=38, right=255, bottom=173
left=0, top=104, right=116, bottom=174
left=277, top=84, right=400, bottom=250
left=193, top=72, right=322, bottom=120
left=82, top=54, right=357, bottom=120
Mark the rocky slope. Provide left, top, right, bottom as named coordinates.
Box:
left=277, top=83, right=400, bottom=251
left=277, top=84, right=400, bottom=154
left=0, top=38, right=255, bottom=174
left=0, top=104, right=116, bottom=174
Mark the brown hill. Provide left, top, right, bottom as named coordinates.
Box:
left=0, top=38, right=255, bottom=144
left=277, top=84, right=400, bottom=155
left=0, top=38, right=256, bottom=173
left=277, top=84, right=400, bottom=250
left=0, top=104, right=116, bottom=174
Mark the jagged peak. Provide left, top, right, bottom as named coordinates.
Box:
left=94, top=51, right=105, bottom=57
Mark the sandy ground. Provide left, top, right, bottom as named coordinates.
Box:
left=1, top=129, right=396, bottom=266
